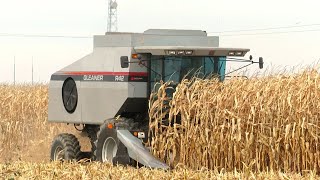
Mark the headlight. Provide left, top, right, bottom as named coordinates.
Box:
left=167, top=50, right=194, bottom=56
left=235, top=52, right=243, bottom=56
left=228, top=51, right=235, bottom=56
left=168, top=50, right=176, bottom=55
left=185, top=50, right=193, bottom=55
left=177, top=50, right=185, bottom=55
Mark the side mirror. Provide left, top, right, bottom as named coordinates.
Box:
left=137, top=54, right=142, bottom=60
left=120, top=56, right=129, bottom=68
left=259, top=57, right=264, bottom=69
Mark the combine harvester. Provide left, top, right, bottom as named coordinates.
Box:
left=48, top=29, right=263, bottom=169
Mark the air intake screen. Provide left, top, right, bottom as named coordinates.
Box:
left=62, top=78, right=78, bottom=113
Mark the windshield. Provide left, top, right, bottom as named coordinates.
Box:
left=150, top=56, right=226, bottom=87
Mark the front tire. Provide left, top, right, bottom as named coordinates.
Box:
left=50, top=133, right=81, bottom=161
left=94, top=123, right=130, bottom=165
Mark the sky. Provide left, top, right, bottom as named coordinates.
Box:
left=0, top=0, right=319, bottom=83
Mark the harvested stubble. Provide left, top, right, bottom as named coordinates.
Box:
left=149, top=70, right=320, bottom=172
left=0, top=162, right=318, bottom=180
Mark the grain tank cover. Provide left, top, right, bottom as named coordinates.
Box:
left=94, top=29, right=219, bottom=48
left=143, top=29, right=208, bottom=36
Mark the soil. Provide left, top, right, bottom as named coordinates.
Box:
left=0, top=124, right=92, bottom=163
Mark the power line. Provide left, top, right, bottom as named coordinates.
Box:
left=0, top=33, right=92, bottom=39
left=207, top=23, right=320, bottom=34
left=217, top=28, right=320, bottom=37
left=0, top=26, right=320, bottom=39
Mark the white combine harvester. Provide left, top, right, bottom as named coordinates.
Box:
left=48, top=29, right=263, bottom=169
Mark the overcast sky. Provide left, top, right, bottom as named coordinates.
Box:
left=0, top=0, right=319, bottom=83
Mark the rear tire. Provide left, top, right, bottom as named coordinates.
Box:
left=50, top=133, right=81, bottom=161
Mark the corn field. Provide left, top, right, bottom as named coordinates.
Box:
left=0, top=84, right=69, bottom=162
left=1, top=70, right=320, bottom=178
left=149, top=69, right=320, bottom=173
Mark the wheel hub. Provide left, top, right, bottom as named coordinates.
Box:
left=54, top=146, right=64, bottom=161
left=102, top=137, right=118, bottom=163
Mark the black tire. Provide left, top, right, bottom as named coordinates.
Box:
left=85, top=125, right=99, bottom=160
left=94, top=123, right=130, bottom=165
left=50, top=133, right=81, bottom=161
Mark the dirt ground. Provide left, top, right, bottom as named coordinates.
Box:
left=0, top=124, right=92, bottom=163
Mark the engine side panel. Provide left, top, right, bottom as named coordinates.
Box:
left=81, top=81, right=128, bottom=124
left=48, top=46, right=148, bottom=124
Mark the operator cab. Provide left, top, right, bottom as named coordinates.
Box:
left=120, top=46, right=263, bottom=94
left=149, top=55, right=226, bottom=86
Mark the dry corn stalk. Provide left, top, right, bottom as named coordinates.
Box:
left=149, top=69, right=320, bottom=172
left=0, top=84, right=67, bottom=161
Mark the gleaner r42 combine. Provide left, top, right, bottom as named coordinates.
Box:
left=49, top=29, right=263, bottom=169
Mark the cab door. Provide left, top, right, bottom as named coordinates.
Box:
left=149, top=55, right=164, bottom=94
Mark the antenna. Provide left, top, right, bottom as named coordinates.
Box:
left=107, top=0, right=118, bottom=32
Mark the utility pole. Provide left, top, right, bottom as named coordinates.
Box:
left=32, top=56, right=34, bottom=85
left=107, top=0, right=118, bottom=32
left=13, top=56, right=16, bottom=85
